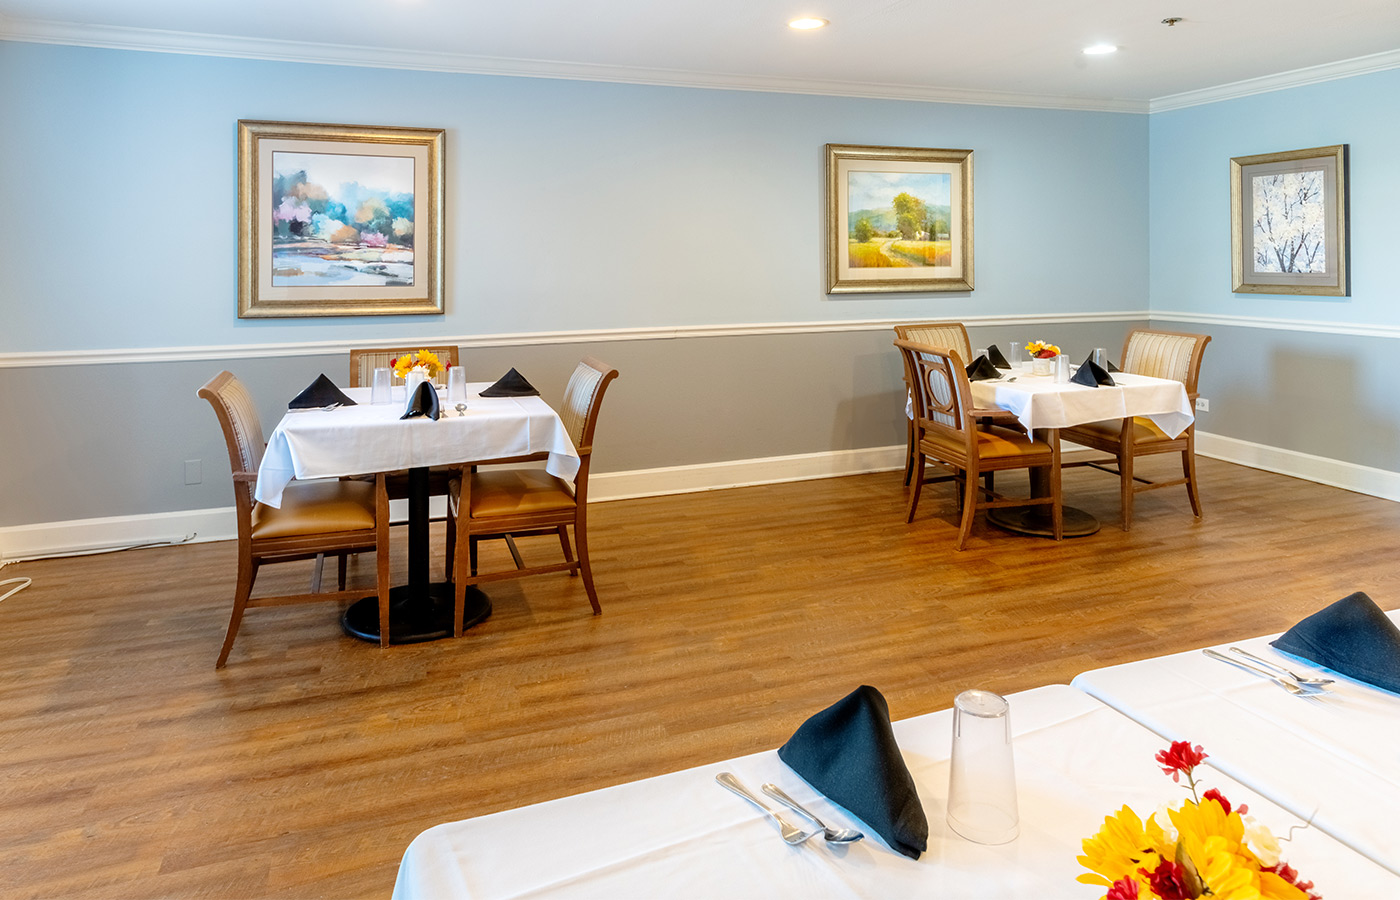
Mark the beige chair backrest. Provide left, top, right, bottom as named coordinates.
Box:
left=895, top=340, right=974, bottom=446
left=894, top=322, right=972, bottom=366
left=1121, top=330, right=1211, bottom=396
left=197, top=371, right=265, bottom=513
left=349, top=345, right=460, bottom=387
left=559, top=357, right=620, bottom=456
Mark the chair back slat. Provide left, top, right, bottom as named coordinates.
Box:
left=559, top=357, right=619, bottom=455
left=1121, top=329, right=1211, bottom=395
left=894, top=322, right=971, bottom=366
left=197, top=371, right=264, bottom=511
left=349, top=346, right=460, bottom=387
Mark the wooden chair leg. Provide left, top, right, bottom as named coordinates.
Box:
left=557, top=525, right=576, bottom=574
left=575, top=512, right=602, bottom=615
left=444, top=504, right=456, bottom=583
left=310, top=553, right=324, bottom=593
left=505, top=535, right=525, bottom=570
left=905, top=454, right=925, bottom=523
left=903, top=417, right=917, bottom=487
left=217, top=556, right=257, bottom=669
left=1183, top=444, right=1203, bottom=518
left=954, top=470, right=979, bottom=551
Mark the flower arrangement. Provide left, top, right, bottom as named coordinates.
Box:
left=1078, top=741, right=1319, bottom=900
left=390, top=350, right=449, bottom=379
left=1025, top=340, right=1061, bottom=359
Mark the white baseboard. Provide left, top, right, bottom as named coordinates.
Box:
left=1196, top=431, right=1400, bottom=503
left=5, top=437, right=1393, bottom=563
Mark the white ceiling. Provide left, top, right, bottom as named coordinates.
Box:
left=3, top=0, right=1400, bottom=110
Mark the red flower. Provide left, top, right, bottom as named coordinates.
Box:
left=1106, top=877, right=1140, bottom=900
left=1201, top=787, right=1246, bottom=816
left=1035, top=349, right=1056, bottom=358
left=1140, top=860, right=1193, bottom=900
left=389, top=357, right=398, bottom=366
left=1155, top=741, right=1207, bottom=782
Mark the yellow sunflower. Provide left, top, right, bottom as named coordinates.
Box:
left=1077, top=805, right=1169, bottom=888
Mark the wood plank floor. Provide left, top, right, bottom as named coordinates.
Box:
left=3, top=457, right=1398, bottom=899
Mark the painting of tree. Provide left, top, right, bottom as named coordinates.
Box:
left=1251, top=170, right=1325, bottom=274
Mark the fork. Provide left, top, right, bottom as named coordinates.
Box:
left=1202, top=648, right=1315, bottom=695
left=715, top=773, right=820, bottom=845
left=1229, top=647, right=1334, bottom=687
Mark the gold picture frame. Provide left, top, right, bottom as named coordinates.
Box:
left=238, top=120, right=445, bottom=318
left=826, top=144, right=973, bottom=294
left=1230, top=144, right=1348, bottom=296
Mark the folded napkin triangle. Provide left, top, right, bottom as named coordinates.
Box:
left=1071, top=356, right=1115, bottom=388
left=986, top=345, right=1012, bottom=370
left=1106, top=359, right=1120, bottom=372
left=479, top=367, right=540, bottom=397
left=965, top=355, right=1001, bottom=382
left=401, top=380, right=440, bottom=420
left=1271, top=591, right=1400, bottom=694
left=289, top=374, right=356, bottom=410
left=777, top=685, right=928, bottom=859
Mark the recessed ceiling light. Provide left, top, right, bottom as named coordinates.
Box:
left=788, top=17, right=829, bottom=30
left=1083, top=43, right=1118, bottom=55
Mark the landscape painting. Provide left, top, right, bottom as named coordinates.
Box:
left=826, top=144, right=973, bottom=294
left=1230, top=144, right=1348, bottom=297
left=271, top=151, right=416, bottom=287
left=238, top=120, right=445, bottom=318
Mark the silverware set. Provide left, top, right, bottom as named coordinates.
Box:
left=715, top=772, right=863, bottom=845
left=1203, top=646, right=1334, bottom=695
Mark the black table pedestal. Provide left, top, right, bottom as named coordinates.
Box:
left=342, top=465, right=492, bottom=644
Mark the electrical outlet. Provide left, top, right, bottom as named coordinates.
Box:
left=1195, top=398, right=1209, bottom=412
left=184, top=459, right=202, bottom=485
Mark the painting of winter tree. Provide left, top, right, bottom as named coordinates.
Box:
left=1231, top=145, right=1348, bottom=296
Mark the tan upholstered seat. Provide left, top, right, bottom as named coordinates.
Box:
left=198, top=371, right=391, bottom=667
left=445, top=357, right=619, bottom=629
left=1060, top=328, right=1212, bottom=531
left=895, top=339, right=1062, bottom=549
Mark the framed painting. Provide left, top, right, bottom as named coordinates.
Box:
left=238, top=120, right=445, bottom=318
left=826, top=144, right=973, bottom=294
left=1230, top=144, right=1348, bottom=296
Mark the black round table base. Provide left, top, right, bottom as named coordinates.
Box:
left=342, top=583, right=492, bottom=644
left=987, top=505, right=1101, bottom=538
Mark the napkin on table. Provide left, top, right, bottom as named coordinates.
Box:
left=1070, top=357, right=1115, bottom=388
left=986, top=345, right=1012, bottom=370
left=965, top=355, right=1002, bottom=382
left=479, top=367, right=540, bottom=397
left=401, top=380, right=441, bottom=420
left=1271, top=591, right=1400, bottom=694
left=288, top=374, right=356, bottom=410
left=777, top=685, right=928, bottom=859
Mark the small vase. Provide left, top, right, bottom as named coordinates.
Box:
left=1031, top=355, right=1054, bottom=376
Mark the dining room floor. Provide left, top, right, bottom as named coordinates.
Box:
left=4, top=456, right=1399, bottom=899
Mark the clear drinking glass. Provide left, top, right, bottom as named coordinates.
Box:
left=1055, top=353, right=1071, bottom=383
left=371, top=367, right=393, bottom=404
left=447, top=366, right=467, bottom=404
left=1008, top=342, right=1022, bottom=366
left=1093, top=347, right=1108, bottom=368
left=946, top=689, right=1019, bottom=844
left=974, top=348, right=987, bottom=361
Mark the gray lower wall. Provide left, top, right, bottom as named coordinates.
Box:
left=0, top=321, right=1139, bottom=528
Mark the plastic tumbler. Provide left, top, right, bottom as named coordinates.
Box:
left=1055, top=353, right=1071, bottom=383
left=1093, top=347, right=1108, bottom=368
left=946, top=689, right=1019, bottom=844
left=1008, top=342, right=1022, bottom=366
left=371, top=367, right=393, bottom=404
left=447, top=366, right=468, bottom=404
left=974, top=348, right=987, bottom=361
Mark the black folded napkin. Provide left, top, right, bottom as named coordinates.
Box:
left=1071, top=356, right=1115, bottom=388
left=777, top=685, right=928, bottom=859
left=400, top=380, right=440, bottom=420
left=986, top=345, right=1012, bottom=370
left=479, top=367, right=540, bottom=397
left=1106, top=359, right=1120, bottom=372
left=288, top=373, right=356, bottom=410
left=1271, top=591, right=1400, bottom=694
left=965, top=355, right=1001, bottom=382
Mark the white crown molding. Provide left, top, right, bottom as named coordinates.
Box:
left=0, top=311, right=1151, bottom=368
left=1149, top=310, right=1400, bottom=340
left=1149, top=47, right=1400, bottom=113
left=0, top=16, right=1149, bottom=113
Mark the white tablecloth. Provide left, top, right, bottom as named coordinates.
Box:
left=969, top=365, right=1194, bottom=437
left=1073, top=609, right=1400, bottom=876
left=392, top=684, right=1394, bottom=898
left=255, top=384, right=580, bottom=508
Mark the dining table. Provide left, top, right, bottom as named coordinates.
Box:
left=390, top=683, right=1395, bottom=898
left=967, top=361, right=1194, bottom=536
left=255, top=382, right=580, bottom=644
left=1073, top=608, right=1400, bottom=876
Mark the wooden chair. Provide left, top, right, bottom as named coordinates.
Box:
left=349, top=345, right=460, bottom=388
left=894, top=323, right=973, bottom=486
left=1060, top=329, right=1212, bottom=531
left=895, top=339, right=1062, bottom=550
left=198, top=371, right=391, bottom=667
left=445, top=358, right=619, bottom=632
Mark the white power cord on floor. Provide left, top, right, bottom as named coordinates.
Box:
left=0, top=532, right=197, bottom=604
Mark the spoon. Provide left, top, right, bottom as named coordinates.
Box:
left=455, top=402, right=467, bottom=417
left=1229, top=646, right=1334, bottom=687
left=762, top=783, right=864, bottom=843
left=1202, top=648, right=1312, bottom=695
left=715, top=773, right=819, bottom=845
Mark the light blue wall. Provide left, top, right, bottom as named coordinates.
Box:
left=0, top=40, right=1148, bottom=353
left=1148, top=68, right=1400, bottom=325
